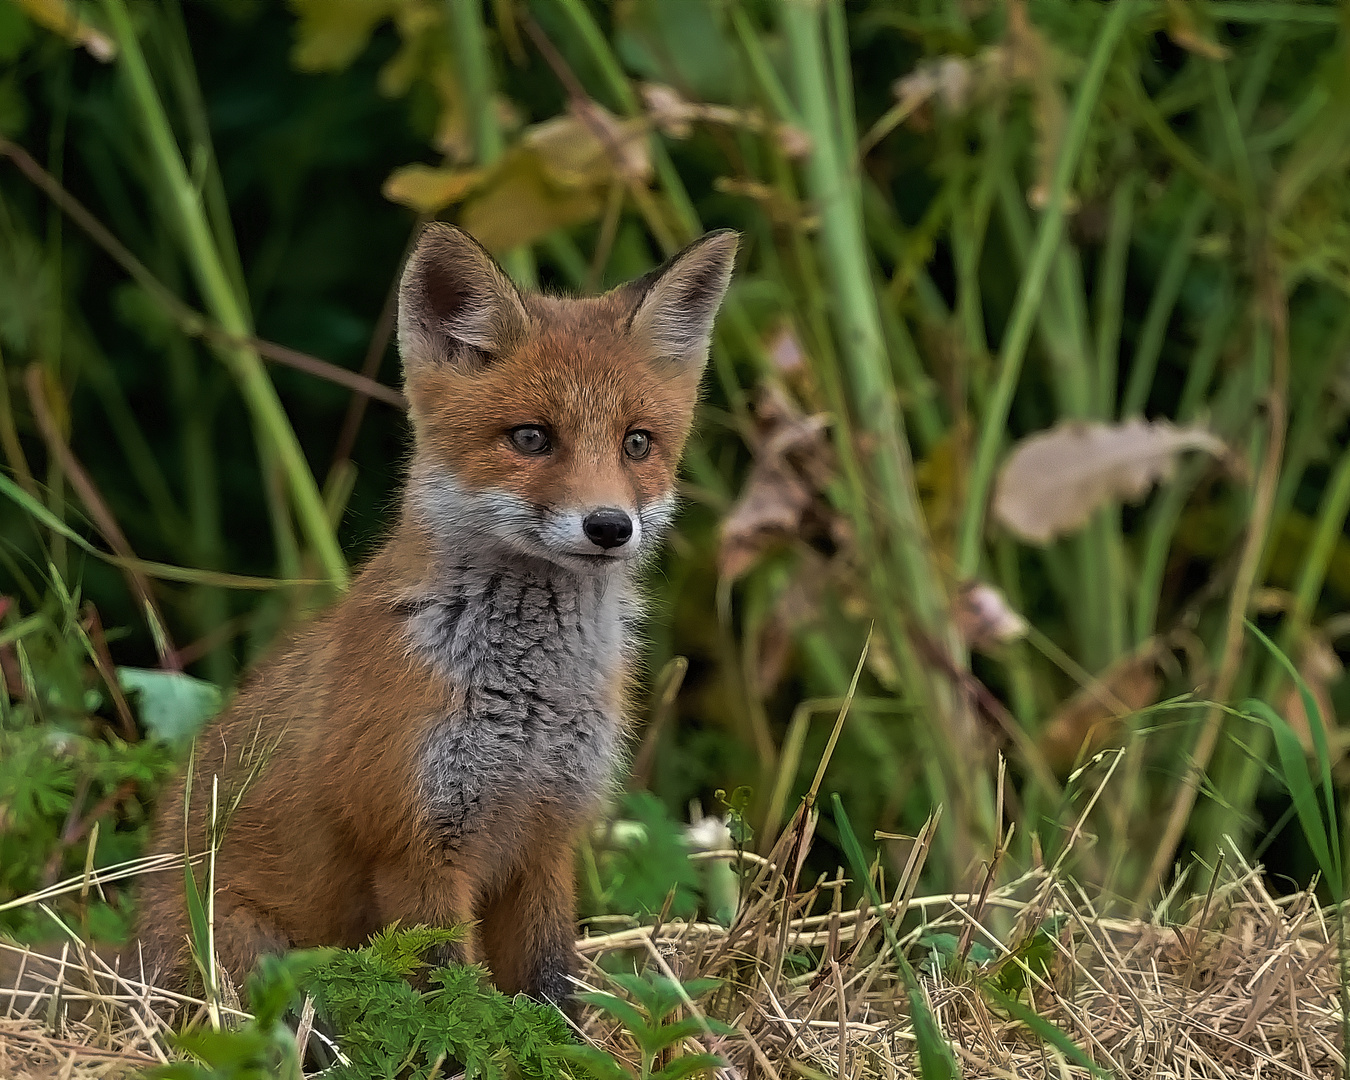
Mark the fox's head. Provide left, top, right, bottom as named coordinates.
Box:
left=397, top=223, right=737, bottom=572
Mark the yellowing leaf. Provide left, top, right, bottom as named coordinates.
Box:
left=289, top=0, right=399, bottom=73
left=459, top=149, right=608, bottom=252
left=1038, top=648, right=1163, bottom=771
left=382, top=164, right=484, bottom=215
left=1166, top=0, right=1230, bottom=61
left=13, top=0, right=113, bottom=61
left=993, top=419, right=1225, bottom=545
left=525, top=105, right=651, bottom=187
left=453, top=107, right=650, bottom=252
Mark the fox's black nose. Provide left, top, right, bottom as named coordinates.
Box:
left=583, top=508, right=633, bottom=549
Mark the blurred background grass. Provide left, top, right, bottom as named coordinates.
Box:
left=2, top=0, right=1349, bottom=942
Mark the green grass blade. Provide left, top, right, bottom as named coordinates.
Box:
left=983, top=985, right=1110, bottom=1078
left=1242, top=697, right=1338, bottom=888
left=832, top=793, right=956, bottom=1080
left=957, top=0, right=1140, bottom=576
left=0, top=473, right=321, bottom=591
left=1246, top=621, right=1342, bottom=885
left=100, top=0, right=347, bottom=590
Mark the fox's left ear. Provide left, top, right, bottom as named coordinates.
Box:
left=628, top=230, right=739, bottom=369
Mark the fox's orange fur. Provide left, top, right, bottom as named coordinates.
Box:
left=124, top=224, right=738, bottom=1005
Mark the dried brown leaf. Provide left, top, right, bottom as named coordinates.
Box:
left=994, top=418, right=1226, bottom=545
left=718, top=387, right=832, bottom=581
left=1039, top=648, right=1163, bottom=771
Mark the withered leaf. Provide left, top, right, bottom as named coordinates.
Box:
left=718, top=386, right=831, bottom=582
left=1038, top=648, right=1163, bottom=772
left=15, top=0, right=115, bottom=61
left=994, top=418, right=1226, bottom=545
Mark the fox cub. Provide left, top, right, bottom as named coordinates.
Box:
left=134, top=224, right=738, bottom=1004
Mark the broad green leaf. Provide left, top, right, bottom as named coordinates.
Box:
left=542, top=1044, right=632, bottom=1080
left=117, top=668, right=222, bottom=746
left=642, top=1016, right=734, bottom=1054
left=574, top=989, right=649, bottom=1037
left=651, top=1052, right=725, bottom=1080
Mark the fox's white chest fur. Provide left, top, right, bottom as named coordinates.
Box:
left=404, top=553, right=634, bottom=853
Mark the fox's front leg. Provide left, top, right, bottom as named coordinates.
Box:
left=480, top=841, right=578, bottom=1007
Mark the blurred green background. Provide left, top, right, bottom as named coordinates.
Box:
left=2, top=0, right=1349, bottom=940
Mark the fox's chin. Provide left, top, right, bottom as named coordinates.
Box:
left=550, top=548, right=643, bottom=574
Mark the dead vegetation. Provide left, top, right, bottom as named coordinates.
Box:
left=3, top=816, right=1343, bottom=1079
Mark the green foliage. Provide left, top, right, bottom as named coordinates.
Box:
left=982, top=916, right=1066, bottom=997
left=117, top=668, right=221, bottom=747
left=594, top=792, right=701, bottom=920
left=0, top=592, right=176, bottom=942
left=152, top=952, right=325, bottom=1080
left=831, top=793, right=958, bottom=1080
left=553, top=971, right=731, bottom=1080
left=297, top=926, right=572, bottom=1080
left=151, top=927, right=583, bottom=1080
left=2, top=0, right=1350, bottom=994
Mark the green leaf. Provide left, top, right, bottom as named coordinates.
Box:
left=984, top=985, right=1110, bottom=1077
left=1246, top=621, right=1342, bottom=883
left=368, top=921, right=466, bottom=975
left=986, top=918, right=1064, bottom=996
left=181, top=859, right=217, bottom=1002
left=574, top=990, right=650, bottom=1037
left=832, top=793, right=956, bottom=1080
left=1243, top=698, right=1338, bottom=888
left=0, top=2, right=36, bottom=63
left=288, top=0, right=398, bottom=72
left=543, top=1044, right=632, bottom=1080
left=641, top=1016, right=723, bottom=1054
left=117, top=667, right=222, bottom=746
left=650, top=1053, right=725, bottom=1080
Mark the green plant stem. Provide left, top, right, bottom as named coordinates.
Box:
left=102, top=0, right=347, bottom=590
left=783, top=0, right=991, bottom=859
left=552, top=0, right=700, bottom=238
left=957, top=0, right=1138, bottom=578
left=1120, top=192, right=1212, bottom=417
left=448, top=0, right=536, bottom=287
left=1094, top=172, right=1136, bottom=419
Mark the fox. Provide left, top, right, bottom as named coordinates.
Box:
left=46, top=223, right=737, bottom=1008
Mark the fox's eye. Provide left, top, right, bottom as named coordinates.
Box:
left=623, top=430, right=652, bottom=460
left=510, top=426, right=551, bottom=455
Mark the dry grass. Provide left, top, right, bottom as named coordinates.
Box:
left=2, top=823, right=1344, bottom=1079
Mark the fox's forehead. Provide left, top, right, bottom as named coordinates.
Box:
left=465, top=345, right=697, bottom=432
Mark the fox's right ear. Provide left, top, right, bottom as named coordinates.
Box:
left=397, top=223, right=529, bottom=373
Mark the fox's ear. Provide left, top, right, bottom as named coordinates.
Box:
left=398, top=223, right=529, bottom=372
left=628, top=230, right=738, bottom=369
